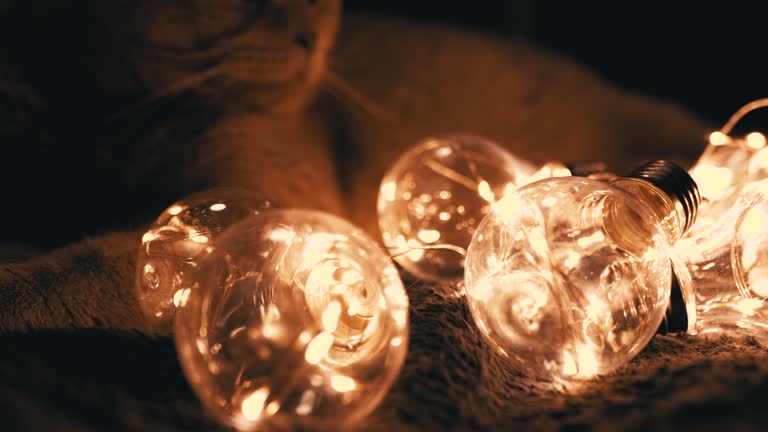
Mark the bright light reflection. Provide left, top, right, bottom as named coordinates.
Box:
left=577, top=231, right=605, bottom=248
left=321, top=301, right=342, bottom=332
left=417, top=229, right=441, bottom=243
left=478, top=180, right=495, bottom=202
left=347, top=297, right=361, bottom=316
left=562, top=344, right=599, bottom=377
left=747, top=132, right=767, bottom=149
left=690, top=165, right=733, bottom=199
left=740, top=205, right=768, bottom=237
left=330, top=375, right=357, bottom=392
left=173, top=288, right=191, bottom=308
left=709, top=131, right=729, bottom=146
left=305, top=332, right=334, bottom=365
left=380, top=182, right=397, bottom=202
left=733, top=297, right=764, bottom=316
left=241, top=386, right=270, bottom=420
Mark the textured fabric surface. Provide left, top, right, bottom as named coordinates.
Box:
left=3, top=277, right=768, bottom=431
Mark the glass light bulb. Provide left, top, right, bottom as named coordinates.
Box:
left=465, top=161, right=698, bottom=380
left=136, top=188, right=277, bottom=333
left=377, top=133, right=576, bottom=282
left=686, top=99, right=768, bottom=237
left=687, top=132, right=766, bottom=236
left=671, top=179, right=768, bottom=341
left=174, top=209, right=409, bottom=431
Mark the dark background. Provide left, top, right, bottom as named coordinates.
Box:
left=345, top=1, right=768, bottom=132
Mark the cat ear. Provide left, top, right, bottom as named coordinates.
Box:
left=0, top=68, right=44, bottom=137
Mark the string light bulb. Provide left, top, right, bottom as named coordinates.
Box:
left=667, top=178, right=768, bottom=341
left=135, top=188, right=277, bottom=333
left=464, top=160, right=699, bottom=380
left=174, top=209, right=409, bottom=431
left=687, top=98, right=768, bottom=236
left=377, top=133, right=605, bottom=282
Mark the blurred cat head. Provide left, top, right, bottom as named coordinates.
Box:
left=106, top=0, right=342, bottom=112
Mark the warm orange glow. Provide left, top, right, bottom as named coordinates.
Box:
left=321, top=301, right=342, bottom=332
left=709, top=131, right=729, bottom=146
left=305, top=332, right=334, bottom=364
left=392, top=310, right=407, bottom=326
left=740, top=204, right=768, bottom=237
left=733, top=298, right=764, bottom=316
left=478, top=180, right=495, bottom=202
left=417, top=229, right=441, bottom=243
left=503, top=182, right=518, bottom=197
left=541, top=197, right=558, bottom=207
left=754, top=148, right=768, bottom=170
left=690, top=164, right=733, bottom=199
left=241, top=387, right=270, bottom=420
left=380, top=181, right=397, bottom=202
left=347, top=297, right=361, bottom=316
left=173, top=288, right=191, bottom=308
left=577, top=231, right=605, bottom=248
left=191, top=234, right=209, bottom=244
left=403, top=238, right=425, bottom=261
left=210, top=203, right=227, bottom=211
left=330, top=375, right=357, bottom=392
left=585, top=295, right=608, bottom=323
left=747, top=132, right=767, bottom=149
left=562, top=344, right=599, bottom=377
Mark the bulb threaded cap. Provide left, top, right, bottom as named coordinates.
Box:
left=626, top=160, right=701, bottom=236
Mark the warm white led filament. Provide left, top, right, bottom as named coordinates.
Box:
left=174, top=209, right=409, bottom=431
left=465, top=161, right=699, bottom=380
left=377, top=133, right=574, bottom=282
left=687, top=98, right=768, bottom=237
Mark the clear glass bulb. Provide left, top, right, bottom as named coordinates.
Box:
left=136, top=188, right=277, bottom=333
left=465, top=161, right=699, bottom=380
left=174, top=209, right=409, bottom=431
left=687, top=131, right=767, bottom=236
left=377, top=133, right=576, bottom=282
left=671, top=179, right=768, bottom=342
left=686, top=98, right=768, bottom=237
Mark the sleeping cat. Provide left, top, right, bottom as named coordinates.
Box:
left=0, top=0, right=711, bottom=333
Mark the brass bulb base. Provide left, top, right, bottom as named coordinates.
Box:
left=626, top=160, right=701, bottom=235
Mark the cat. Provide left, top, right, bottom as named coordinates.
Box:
left=0, top=0, right=712, bottom=334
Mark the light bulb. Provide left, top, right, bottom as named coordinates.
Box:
left=174, top=209, right=409, bottom=431
left=377, top=133, right=604, bottom=282
left=667, top=178, right=768, bottom=341
left=136, top=187, right=277, bottom=333
left=464, top=160, right=699, bottom=380
left=687, top=98, right=768, bottom=236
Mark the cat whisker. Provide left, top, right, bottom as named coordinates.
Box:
left=101, top=67, right=227, bottom=128
left=322, top=71, right=392, bottom=121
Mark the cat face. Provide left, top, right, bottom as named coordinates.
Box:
left=123, top=0, right=341, bottom=111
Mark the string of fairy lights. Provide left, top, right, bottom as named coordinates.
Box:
left=135, top=98, right=768, bottom=429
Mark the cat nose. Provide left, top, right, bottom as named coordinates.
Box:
left=294, top=32, right=316, bottom=51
